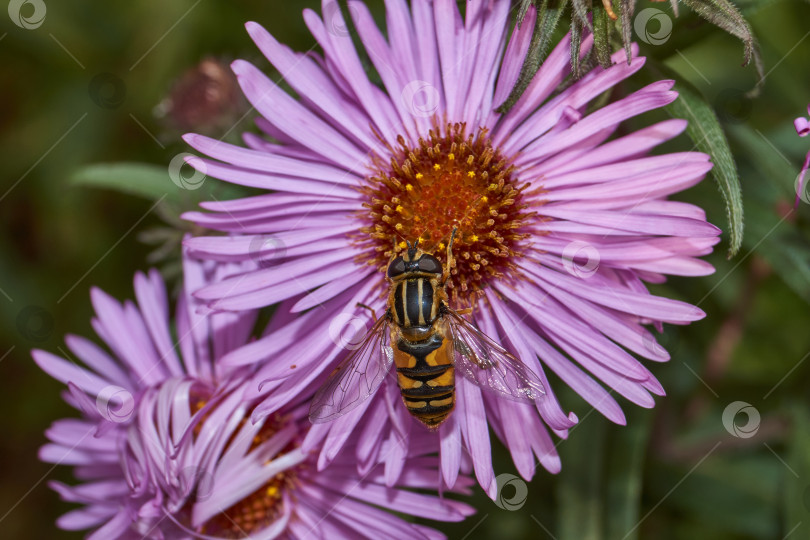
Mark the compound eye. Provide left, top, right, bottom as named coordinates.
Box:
left=417, top=255, right=442, bottom=274
left=387, top=256, right=406, bottom=278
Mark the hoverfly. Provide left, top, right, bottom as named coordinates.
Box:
left=309, top=228, right=545, bottom=429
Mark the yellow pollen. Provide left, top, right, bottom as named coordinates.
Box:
left=357, top=122, right=533, bottom=308
left=195, top=410, right=299, bottom=538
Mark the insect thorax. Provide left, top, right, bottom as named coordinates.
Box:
left=391, top=276, right=442, bottom=334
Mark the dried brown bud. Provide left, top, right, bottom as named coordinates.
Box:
left=157, top=57, right=246, bottom=136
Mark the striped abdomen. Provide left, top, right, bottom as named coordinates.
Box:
left=393, top=331, right=455, bottom=429
left=391, top=277, right=439, bottom=329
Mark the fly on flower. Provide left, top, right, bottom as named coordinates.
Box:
left=310, top=228, right=545, bottom=429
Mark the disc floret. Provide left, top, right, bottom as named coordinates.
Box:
left=358, top=123, right=537, bottom=306
left=191, top=399, right=300, bottom=539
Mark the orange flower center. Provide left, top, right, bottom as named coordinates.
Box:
left=357, top=122, right=537, bottom=306
left=190, top=399, right=299, bottom=539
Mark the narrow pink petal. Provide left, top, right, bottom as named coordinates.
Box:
left=439, top=415, right=461, bottom=489
left=184, top=132, right=365, bottom=186
left=231, top=59, right=368, bottom=171
left=195, top=249, right=354, bottom=300
left=457, top=378, right=496, bottom=498
left=184, top=155, right=360, bottom=199
left=244, top=22, right=381, bottom=151
left=542, top=119, right=688, bottom=175
left=522, top=330, right=626, bottom=424
left=521, top=261, right=705, bottom=322
left=492, top=6, right=537, bottom=107
left=433, top=0, right=464, bottom=119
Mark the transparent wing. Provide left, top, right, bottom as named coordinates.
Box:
left=309, top=316, right=393, bottom=423
left=445, top=309, right=545, bottom=402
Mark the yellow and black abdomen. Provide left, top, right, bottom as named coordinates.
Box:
left=394, top=330, right=455, bottom=429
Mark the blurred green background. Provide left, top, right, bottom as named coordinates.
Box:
left=1, top=0, right=809, bottom=538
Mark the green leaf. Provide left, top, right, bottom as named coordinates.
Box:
left=570, top=17, right=585, bottom=78
left=592, top=7, right=612, bottom=69
left=747, top=207, right=810, bottom=305
left=727, top=125, right=810, bottom=304
left=70, top=161, right=253, bottom=213
left=558, top=415, right=607, bottom=540
left=497, top=0, right=570, bottom=113
left=650, top=61, right=745, bottom=257
left=605, top=408, right=653, bottom=540
left=784, top=404, right=810, bottom=536
left=618, top=0, right=633, bottom=64
left=680, top=0, right=764, bottom=95
left=70, top=162, right=182, bottom=204
left=661, top=454, right=780, bottom=538
left=570, top=0, right=592, bottom=29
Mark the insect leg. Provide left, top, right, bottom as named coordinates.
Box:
left=355, top=302, right=378, bottom=323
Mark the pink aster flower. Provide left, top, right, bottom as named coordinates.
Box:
left=34, top=254, right=473, bottom=538
left=795, top=103, right=810, bottom=207
left=182, top=0, right=720, bottom=496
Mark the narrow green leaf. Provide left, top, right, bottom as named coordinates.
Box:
left=570, top=18, right=584, bottom=78
left=727, top=124, right=795, bottom=201
left=619, top=0, right=633, bottom=64
left=604, top=409, right=652, bottom=540
left=516, top=0, right=534, bottom=23
left=558, top=416, right=606, bottom=540
left=726, top=124, right=810, bottom=304
left=784, top=404, right=810, bottom=535
left=650, top=61, right=745, bottom=257
left=593, top=7, right=612, bottom=68
left=680, top=0, right=764, bottom=95
left=497, top=0, right=570, bottom=113
left=70, top=162, right=182, bottom=204
left=571, top=0, right=593, bottom=29
left=661, top=455, right=780, bottom=538
left=70, top=161, right=252, bottom=212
